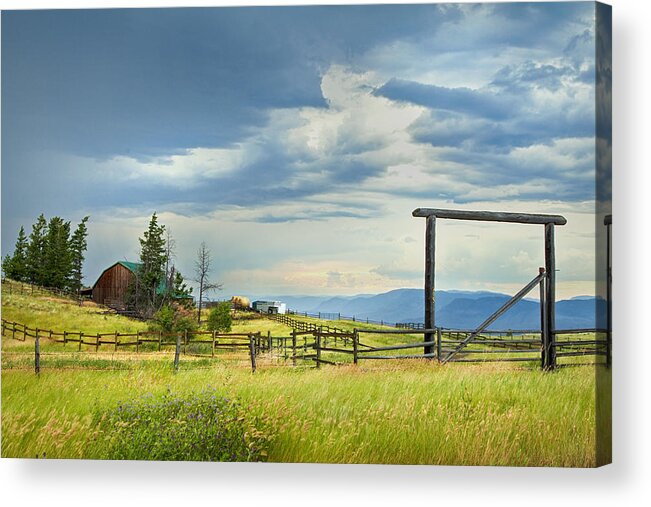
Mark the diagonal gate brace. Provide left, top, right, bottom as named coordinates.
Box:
left=442, top=270, right=546, bottom=364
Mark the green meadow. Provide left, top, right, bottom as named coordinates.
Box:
left=1, top=284, right=606, bottom=466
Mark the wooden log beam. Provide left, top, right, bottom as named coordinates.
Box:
left=424, top=215, right=436, bottom=356
left=360, top=340, right=437, bottom=352
left=412, top=208, right=567, bottom=225
left=358, top=353, right=438, bottom=360
left=442, top=270, right=546, bottom=364
left=543, top=223, right=557, bottom=370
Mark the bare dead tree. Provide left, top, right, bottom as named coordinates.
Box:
left=192, top=241, right=223, bottom=323
left=164, top=228, right=176, bottom=292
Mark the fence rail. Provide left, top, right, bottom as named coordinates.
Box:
left=2, top=315, right=608, bottom=374
left=2, top=278, right=90, bottom=303
left=285, top=308, right=419, bottom=328
left=1, top=318, right=264, bottom=373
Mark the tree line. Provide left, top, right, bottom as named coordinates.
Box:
left=2, top=214, right=89, bottom=293
left=3, top=211, right=230, bottom=332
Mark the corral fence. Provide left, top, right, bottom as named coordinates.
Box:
left=1, top=319, right=263, bottom=373
left=264, top=314, right=609, bottom=368
left=1, top=278, right=90, bottom=304
left=284, top=309, right=420, bottom=329
left=2, top=316, right=608, bottom=374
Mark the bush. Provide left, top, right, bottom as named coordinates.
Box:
left=207, top=302, right=232, bottom=333
left=151, top=304, right=175, bottom=332
left=151, top=303, right=198, bottom=334
left=92, top=389, right=272, bottom=461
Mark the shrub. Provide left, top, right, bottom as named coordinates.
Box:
left=207, top=302, right=232, bottom=333
left=151, top=303, right=198, bottom=334
left=151, top=304, right=175, bottom=332
left=92, top=389, right=272, bottom=461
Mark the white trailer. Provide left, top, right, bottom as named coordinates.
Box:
left=252, top=300, right=287, bottom=315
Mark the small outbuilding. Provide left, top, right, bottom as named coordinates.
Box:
left=252, top=300, right=287, bottom=315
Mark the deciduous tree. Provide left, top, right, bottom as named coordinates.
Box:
left=192, top=242, right=223, bottom=323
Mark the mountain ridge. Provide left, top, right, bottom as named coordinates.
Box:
left=247, top=288, right=604, bottom=330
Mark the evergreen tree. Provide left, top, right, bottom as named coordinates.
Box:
left=26, top=214, right=48, bottom=285
left=172, top=269, right=193, bottom=309
left=173, top=270, right=192, bottom=298
left=206, top=302, right=232, bottom=333
left=43, top=217, right=72, bottom=289
left=2, top=255, right=13, bottom=278
left=69, top=216, right=90, bottom=293
left=131, top=213, right=167, bottom=317
left=3, top=226, right=29, bottom=281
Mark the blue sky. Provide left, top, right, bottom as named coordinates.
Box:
left=1, top=3, right=602, bottom=298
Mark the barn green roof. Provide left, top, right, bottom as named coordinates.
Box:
left=117, top=261, right=142, bottom=273
left=94, top=261, right=193, bottom=299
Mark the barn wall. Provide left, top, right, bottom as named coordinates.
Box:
left=92, top=264, right=134, bottom=306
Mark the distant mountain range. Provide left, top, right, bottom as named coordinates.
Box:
left=249, top=288, right=605, bottom=330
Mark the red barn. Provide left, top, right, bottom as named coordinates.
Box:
left=90, top=261, right=140, bottom=307
left=88, top=261, right=194, bottom=309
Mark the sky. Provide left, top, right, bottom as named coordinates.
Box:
left=1, top=2, right=604, bottom=299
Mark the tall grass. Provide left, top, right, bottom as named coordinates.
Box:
left=1, top=363, right=603, bottom=466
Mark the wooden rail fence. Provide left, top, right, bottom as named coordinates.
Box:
left=2, top=278, right=90, bottom=304
left=2, top=316, right=609, bottom=374
left=1, top=319, right=263, bottom=373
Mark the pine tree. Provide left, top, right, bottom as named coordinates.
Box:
left=3, top=226, right=29, bottom=281
left=43, top=217, right=72, bottom=289
left=69, top=216, right=90, bottom=293
left=2, top=255, right=13, bottom=278
left=26, top=214, right=48, bottom=285
left=131, top=213, right=167, bottom=317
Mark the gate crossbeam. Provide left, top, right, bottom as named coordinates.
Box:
left=441, top=270, right=546, bottom=364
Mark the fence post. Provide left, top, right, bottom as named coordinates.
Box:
left=78, top=332, right=83, bottom=351
left=158, top=330, right=162, bottom=352
left=115, top=332, right=119, bottom=351
left=353, top=330, right=359, bottom=365
left=267, top=331, right=272, bottom=352
left=436, top=327, right=442, bottom=362
left=136, top=331, right=140, bottom=353
left=212, top=330, right=216, bottom=358
left=13, top=322, right=16, bottom=340
left=174, top=334, right=181, bottom=371
left=248, top=334, right=257, bottom=373
left=315, top=331, right=321, bottom=369
left=292, top=330, right=297, bottom=366
left=63, top=330, right=67, bottom=346
left=35, top=331, right=40, bottom=374
left=96, top=333, right=100, bottom=353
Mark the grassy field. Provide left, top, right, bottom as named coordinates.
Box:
left=1, top=283, right=608, bottom=466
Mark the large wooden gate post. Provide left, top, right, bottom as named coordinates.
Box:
left=543, top=223, right=557, bottom=370
left=425, top=216, right=436, bottom=357
left=605, top=215, right=612, bottom=368
left=413, top=208, right=566, bottom=370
